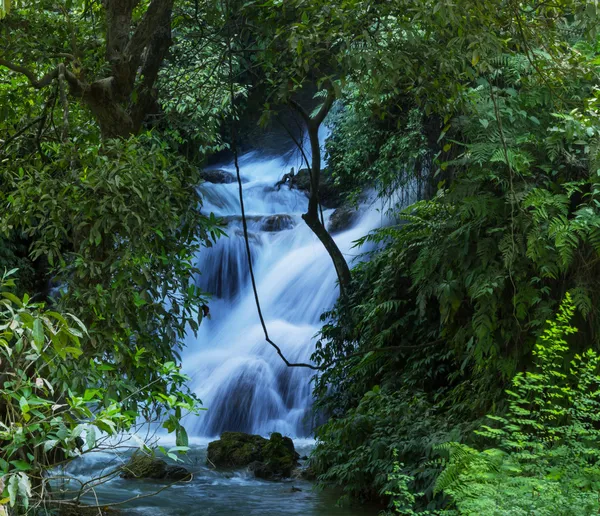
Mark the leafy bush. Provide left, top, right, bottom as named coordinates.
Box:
left=435, top=295, right=600, bottom=515
left=0, top=134, right=224, bottom=420
left=312, top=384, right=470, bottom=507
left=312, top=12, right=600, bottom=510
left=0, top=270, right=200, bottom=511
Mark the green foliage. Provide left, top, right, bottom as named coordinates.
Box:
left=0, top=270, right=200, bottom=511
left=326, top=101, right=428, bottom=202
left=435, top=295, right=600, bottom=515
left=158, top=2, right=243, bottom=157
left=384, top=457, right=435, bottom=516
left=311, top=0, right=600, bottom=510
left=1, top=134, right=224, bottom=414
left=311, top=385, right=470, bottom=508
left=0, top=4, right=227, bottom=510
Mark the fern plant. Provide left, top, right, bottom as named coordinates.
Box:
left=435, top=294, right=600, bottom=515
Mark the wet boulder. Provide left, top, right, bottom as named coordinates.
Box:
left=207, top=432, right=268, bottom=467
left=207, top=432, right=299, bottom=479
left=260, top=432, right=300, bottom=478
left=280, top=168, right=341, bottom=209
left=120, top=451, right=192, bottom=481
left=327, top=205, right=358, bottom=234
left=261, top=214, right=295, bottom=232
left=200, top=169, right=248, bottom=184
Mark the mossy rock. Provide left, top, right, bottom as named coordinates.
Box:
left=261, top=432, right=300, bottom=478
left=120, top=451, right=191, bottom=481
left=207, top=432, right=268, bottom=467
left=207, top=432, right=299, bottom=479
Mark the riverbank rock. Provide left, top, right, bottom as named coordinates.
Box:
left=120, top=452, right=192, bottom=481
left=327, top=205, right=358, bottom=234
left=261, top=214, right=295, bottom=232
left=291, top=465, right=317, bottom=481
left=207, top=432, right=266, bottom=467
left=207, top=432, right=299, bottom=479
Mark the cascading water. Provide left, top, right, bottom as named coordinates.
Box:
left=61, top=137, right=397, bottom=515
left=184, top=136, right=386, bottom=438
left=57, top=135, right=401, bottom=516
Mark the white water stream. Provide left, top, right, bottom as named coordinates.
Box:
left=184, top=138, right=386, bottom=438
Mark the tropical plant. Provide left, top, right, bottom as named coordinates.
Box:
left=435, top=295, right=600, bottom=515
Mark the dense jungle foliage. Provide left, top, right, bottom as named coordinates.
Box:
left=1, top=0, right=600, bottom=513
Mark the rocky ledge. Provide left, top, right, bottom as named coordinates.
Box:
left=207, top=431, right=300, bottom=480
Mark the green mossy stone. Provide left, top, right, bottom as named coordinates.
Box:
left=207, top=432, right=299, bottom=479
left=120, top=451, right=191, bottom=480
left=207, top=432, right=268, bottom=467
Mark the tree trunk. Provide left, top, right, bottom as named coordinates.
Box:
left=291, top=95, right=352, bottom=296
left=0, top=0, right=174, bottom=140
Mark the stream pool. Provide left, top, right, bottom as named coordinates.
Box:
left=58, top=440, right=380, bottom=516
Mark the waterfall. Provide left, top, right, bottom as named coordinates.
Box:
left=183, top=138, right=387, bottom=438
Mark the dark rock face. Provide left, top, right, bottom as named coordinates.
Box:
left=280, top=168, right=341, bottom=209
left=261, top=214, right=295, bottom=232
left=207, top=432, right=299, bottom=480
left=201, top=169, right=238, bottom=184
left=120, top=452, right=192, bottom=481
left=327, top=205, right=358, bottom=234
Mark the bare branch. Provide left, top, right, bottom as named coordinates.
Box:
left=0, top=116, right=44, bottom=152
left=288, top=98, right=311, bottom=125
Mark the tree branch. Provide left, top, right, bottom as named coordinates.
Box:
left=312, top=90, right=335, bottom=127
left=0, top=59, right=58, bottom=89
left=0, top=116, right=44, bottom=152
left=125, top=0, right=174, bottom=61
left=288, top=98, right=311, bottom=125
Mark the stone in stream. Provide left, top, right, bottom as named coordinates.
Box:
left=207, top=431, right=299, bottom=480
left=276, top=168, right=342, bottom=209
left=261, top=214, right=295, bottom=232
left=327, top=204, right=358, bottom=234
left=120, top=451, right=192, bottom=481
left=201, top=169, right=249, bottom=184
